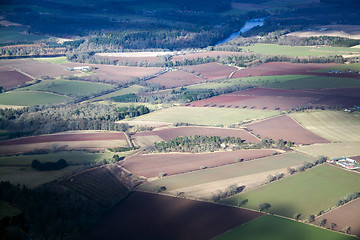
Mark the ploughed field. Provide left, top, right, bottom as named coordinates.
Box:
left=138, top=152, right=314, bottom=199
left=0, top=67, right=33, bottom=89
left=146, top=69, right=205, bottom=88
left=245, top=115, right=330, bottom=144
left=122, top=149, right=278, bottom=178
left=171, top=51, right=248, bottom=62
left=179, top=63, right=237, bottom=80
left=80, top=191, right=263, bottom=240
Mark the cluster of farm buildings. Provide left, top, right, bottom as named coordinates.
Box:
left=327, top=157, right=360, bottom=170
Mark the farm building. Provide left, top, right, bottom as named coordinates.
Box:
left=328, top=157, right=360, bottom=170
left=67, top=66, right=91, bottom=71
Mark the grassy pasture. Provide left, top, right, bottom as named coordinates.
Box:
left=246, top=44, right=360, bottom=57
left=215, top=215, right=357, bottom=240
left=129, top=106, right=279, bottom=126
left=0, top=27, right=48, bottom=43
left=0, top=151, right=114, bottom=166
left=221, top=164, right=360, bottom=219
left=294, top=142, right=360, bottom=158
left=90, top=85, right=147, bottom=101
left=33, top=56, right=69, bottom=65
left=16, top=79, right=115, bottom=97
left=314, top=62, right=360, bottom=73
left=138, top=152, right=315, bottom=194
left=0, top=91, right=71, bottom=106
left=291, top=111, right=360, bottom=142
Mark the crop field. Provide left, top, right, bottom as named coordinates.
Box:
left=0, top=131, right=129, bottom=154
left=81, top=191, right=263, bottom=240
left=215, top=215, right=357, bottom=240
left=294, top=142, right=360, bottom=158
left=221, top=165, right=360, bottom=219
left=231, top=62, right=339, bottom=78
left=245, top=115, right=330, bottom=144
left=315, top=62, right=360, bottom=73
left=245, top=43, right=360, bottom=57
left=129, top=106, right=280, bottom=126
left=147, top=69, right=205, bottom=88
left=171, top=51, right=247, bottom=62
left=316, top=198, right=360, bottom=236
left=95, top=51, right=172, bottom=63
left=123, top=149, right=278, bottom=178
left=0, top=151, right=115, bottom=166
left=138, top=152, right=314, bottom=199
left=33, top=56, right=70, bottom=65
left=0, top=27, right=48, bottom=43
left=0, top=59, right=75, bottom=78
left=305, top=87, right=360, bottom=98
left=16, top=79, right=115, bottom=97
left=180, top=63, right=237, bottom=80
left=0, top=165, right=89, bottom=188
left=291, top=111, right=360, bottom=142
left=0, top=68, right=34, bottom=89
left=63, top=63, right=163, bottom=83
left=133, top=126, right=261, bottom=143
left=90, top=85, right=147, bottom=101
left=0, top=91, right=71, bottom=106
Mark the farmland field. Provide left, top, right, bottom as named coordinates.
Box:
left=95, top=51, right=172, bottom=63
left=80, top=191, right=263, bottom=240
left=314, top=62, right=360, bottom=73
left=245, top=43, right=360, bottom=57
left=129, top=106, right=280, bottom=126
left=0, top=200, right=21, bottom=219
left=294, top=142, right=360, bottom=158
left=133, top=126, right=261, bottom=144
left=0, top=91, right=71, bottom=106
left=179, top=63, right=237, bottom=80
left=0, top=68, right=34, bottom=89
left=16, top=79, right=115, bottom=97
left=291, top=111, right=360, bottom=142
left=146, top=69, right=205, bottom=88
left=215, top=215, right=358, bottom=240
left=33, top=56, right=69, bottom=65
left=245, top=115, right=330, bottom=144
left=316, top=198, right=360, bottom=236
left=171, top=51, right=247, bottom=62
left=138, top=152, right=314, bottom=199
left=122, top=149, right=278, bottom=178
left=221, top=165, right=360, bottom=219
left=89, top=85, right=147, bottom=101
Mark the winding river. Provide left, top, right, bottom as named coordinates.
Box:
left=216, top=18, right=265, bottom=45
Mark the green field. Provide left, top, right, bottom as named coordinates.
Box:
left=246, top=44, right=360, bottom=57
left=294, top=142, right=360, bottom=158
left=90, top=85, right=147, bottom=102
left=138, top=152, right=315, bottom=193
left=215, top=215, right=358, bottom=240
left=16, top=80, right=115, bottom=97
left=0, top=200, right=22, bottom=219
left=33, top=56, right=69, bottom=64
left=314, top=62, right=360, bottom=73
left=0, top=151, right=115, bottom=166
left=0, top=91, right=71, bottom=106
left=221, top=165, right=360, bottom=219
left=0, top=27, right=48, bottom=43
left=129, top=106, right=280, bottom=126
left=291, top=111, right=360, bottom=142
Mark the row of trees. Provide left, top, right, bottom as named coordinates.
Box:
left=31, top=159, right=68, bottom=171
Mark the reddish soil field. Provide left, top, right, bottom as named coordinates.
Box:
left=133, top=126, right=260, bottom=143
left=0, top=68, right=33, bottom=89
left=146, top=70, right=205, bottom=88
left=122, top=149, right=279, bottom=178
left=180, top=62, right=238, bottom=80
left=245, top=115, right=330, bottom=144
left=305, top=87, right=360, bottom=98
left=190, top=88, right=322, bottom=110
left=63, top=63, right=163, bottom=83
left=172, top=51, right=247, bottom=62
left=81, top=191, right=263, bottom=240
left=0, top=59, right=75, bottom=78
left=231, top=62, right=339, bottom=78
left=315, top=198, right=360, bottom=236
left=0, top=131, right=127, bottom=146
left=311, top=95, right=360, bottom=108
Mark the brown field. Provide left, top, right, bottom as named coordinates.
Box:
left=231, top=62, right=339, bottom=78
left=180, top=63, right=238, bottom=80
left=63, top=63, right=163, bottom=83
left=315, top=198, right=360, bottom=236
left=59, top=166, right=129, bottom=205
left=0, top=68, right=33, bottom=89
left=304, top=87, right=360, bottom=98
left=0, top=59, right=75, bottom=78
left=146, top=69, right=205, bottom=88
left=0, top=131, right=129, bottom=154
left=133, top=126, right=260, bottom=145
left=190, top=88, right=321, bottom=110
left=80, top=191, right=263, bottom=240
left=95, top=52, right=173, bottom=63
left=122, top=149, right=279, bottom=178
left=245, top=115, right=330, bottom=144
left=171, top=51, right=247, bottom=62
